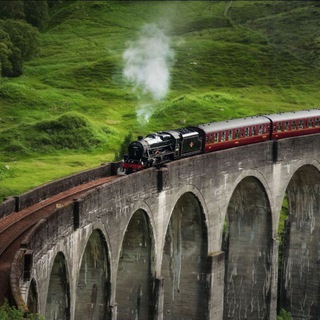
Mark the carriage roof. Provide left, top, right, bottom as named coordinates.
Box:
left=197, top=116, right=269, bottom=133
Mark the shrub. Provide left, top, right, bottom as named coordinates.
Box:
left=0, top=19, right=39, bottom=77
left=0, top=300, right=44, bottom=320
left=114, top=133, right=133, bottom=161
left=277, top=308, right=293, bottom=320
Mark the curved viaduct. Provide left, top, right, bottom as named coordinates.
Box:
left=8, top=134, right=320, bottom=320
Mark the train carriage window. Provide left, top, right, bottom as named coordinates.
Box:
left=245, top=127, right=249, bottom=137
left=263, top=125, right=266, bottom=134
left=316, top=118, right=320, bottom=127
left=214, top=133, right=218, bottom=142
left=284, top=121, right=289, bottom=131
left=209, top=134, right=213, bottom=143
left=228, top=130, right=233, bottom=140
left=299, top=120, right=304, bottom=129
left=292, top=121, right=296, bottom=130
left=278, top=122, right=282, bottom=131
left=221, top=131, right=225, bottom=142
left=235, top=129, right=240, bottom=139
left=309, top=119, right=313, bottom=127
left=259, top=125, right=263, bottom=135
left=252, top=126, right=256, bottom=135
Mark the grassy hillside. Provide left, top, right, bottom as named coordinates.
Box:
left=0, top=1, right=320, bottom=200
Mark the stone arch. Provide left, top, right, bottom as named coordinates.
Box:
left=116, top=209, right=154, bottom=319
left=161, top=191, right=208, bottom=320
left=27, top=278, right=38, bottom=314
left=279, top=164, right=320, bottom=319
left=223, top=176, right=272, bottom=320
left=45, top=252, right=70, bottom=320
left=75, top=229, right=110, bottom=320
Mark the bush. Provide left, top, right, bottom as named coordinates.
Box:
left=0, top=19, right=39, bottom=77
left=0, top=1, right=25, bottom=20
left=35, top=112, right=104, bottom=150
left=0, top=300, right=44, bottom=320
left=114, top=133, right=133, bottom=161
left=277, top=308, right=293, bottom=320
left=24, top=0, right=49, bottom=30
left=0, top=29, right=13, bottom=76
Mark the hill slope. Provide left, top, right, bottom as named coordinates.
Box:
left=0, top=1, right=319, bottom=199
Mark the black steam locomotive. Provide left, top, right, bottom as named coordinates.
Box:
left=118, top=109, right=320, bottom=175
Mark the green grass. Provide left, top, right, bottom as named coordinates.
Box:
left=0, top=1, right=320, bottom=200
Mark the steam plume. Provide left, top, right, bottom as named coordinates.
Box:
left=123, top=24, right=174, bottom=101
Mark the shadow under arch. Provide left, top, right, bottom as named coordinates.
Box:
left=116, top=209, right=154, bottom=319
left=75, top=229, right=110, bottom=320
left=27, top=278, right=38, bottom=314
left=279, top=164, right=320, bottom=319
left=223, top=176, right=272, bottom=320
left=161, top=191, right=208, bottom=320
left=45, top=252, right=70, bottom=320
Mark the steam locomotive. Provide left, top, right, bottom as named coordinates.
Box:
left=118, top=109, right=320, bottom=175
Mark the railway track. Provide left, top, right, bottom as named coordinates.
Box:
left=0, top=175, right=118, bottom=304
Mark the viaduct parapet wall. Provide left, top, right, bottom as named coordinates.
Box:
left=7, top=134, right=320, bottom=320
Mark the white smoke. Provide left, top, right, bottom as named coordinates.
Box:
left=123, top=24, right=174, bottom=102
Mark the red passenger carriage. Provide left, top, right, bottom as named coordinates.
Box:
left=197, top=116, right=271, bottom=153
left=266, top=110, right=320, bottom=139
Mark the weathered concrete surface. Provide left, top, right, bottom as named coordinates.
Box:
left=223, top=177, right=272, bottom=320
left=0, top=197, right=15, bottom=219
left=75, top=230, right=110, bottom=320
left=8, top=134, right=320, bottom=320
left=116, top=210, right=153, bottom=320
left=45, top=252, right=70, bottom=320
left=281, top=165, right=320, bottom=319
left=11, top=162, right=116, bottom=213
left=161, top=193, right=208, bottom=320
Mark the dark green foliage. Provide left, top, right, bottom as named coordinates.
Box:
left=0, top=28, right=14, bottom=76
left=0, top=19, right=39, bottom=60
left=277, top=308, right=292, bottom=320
left=47, top=0, right=67, bottom=9
left=114, top=133, right=133, bottom=161
left=0, top=19, right=39, bottom=77
left=0, top=0, right=25, bottom=20
left=24, top=0, right=49, bottom=30
left=0, top=301, right=22, bottom=320
left=0, top=300, right=44, bottom=320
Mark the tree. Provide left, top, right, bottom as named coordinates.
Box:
left=114, top=133, right=133, bottom=161
left=23, top=0, right=49, bottom=30
left=0, top=28, right=13, bottom=77
left=47, top=0, right=66, bottom=9
left=0, top=0, right=25, bottom=20
left=0, top=19, right=39, bottom=77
